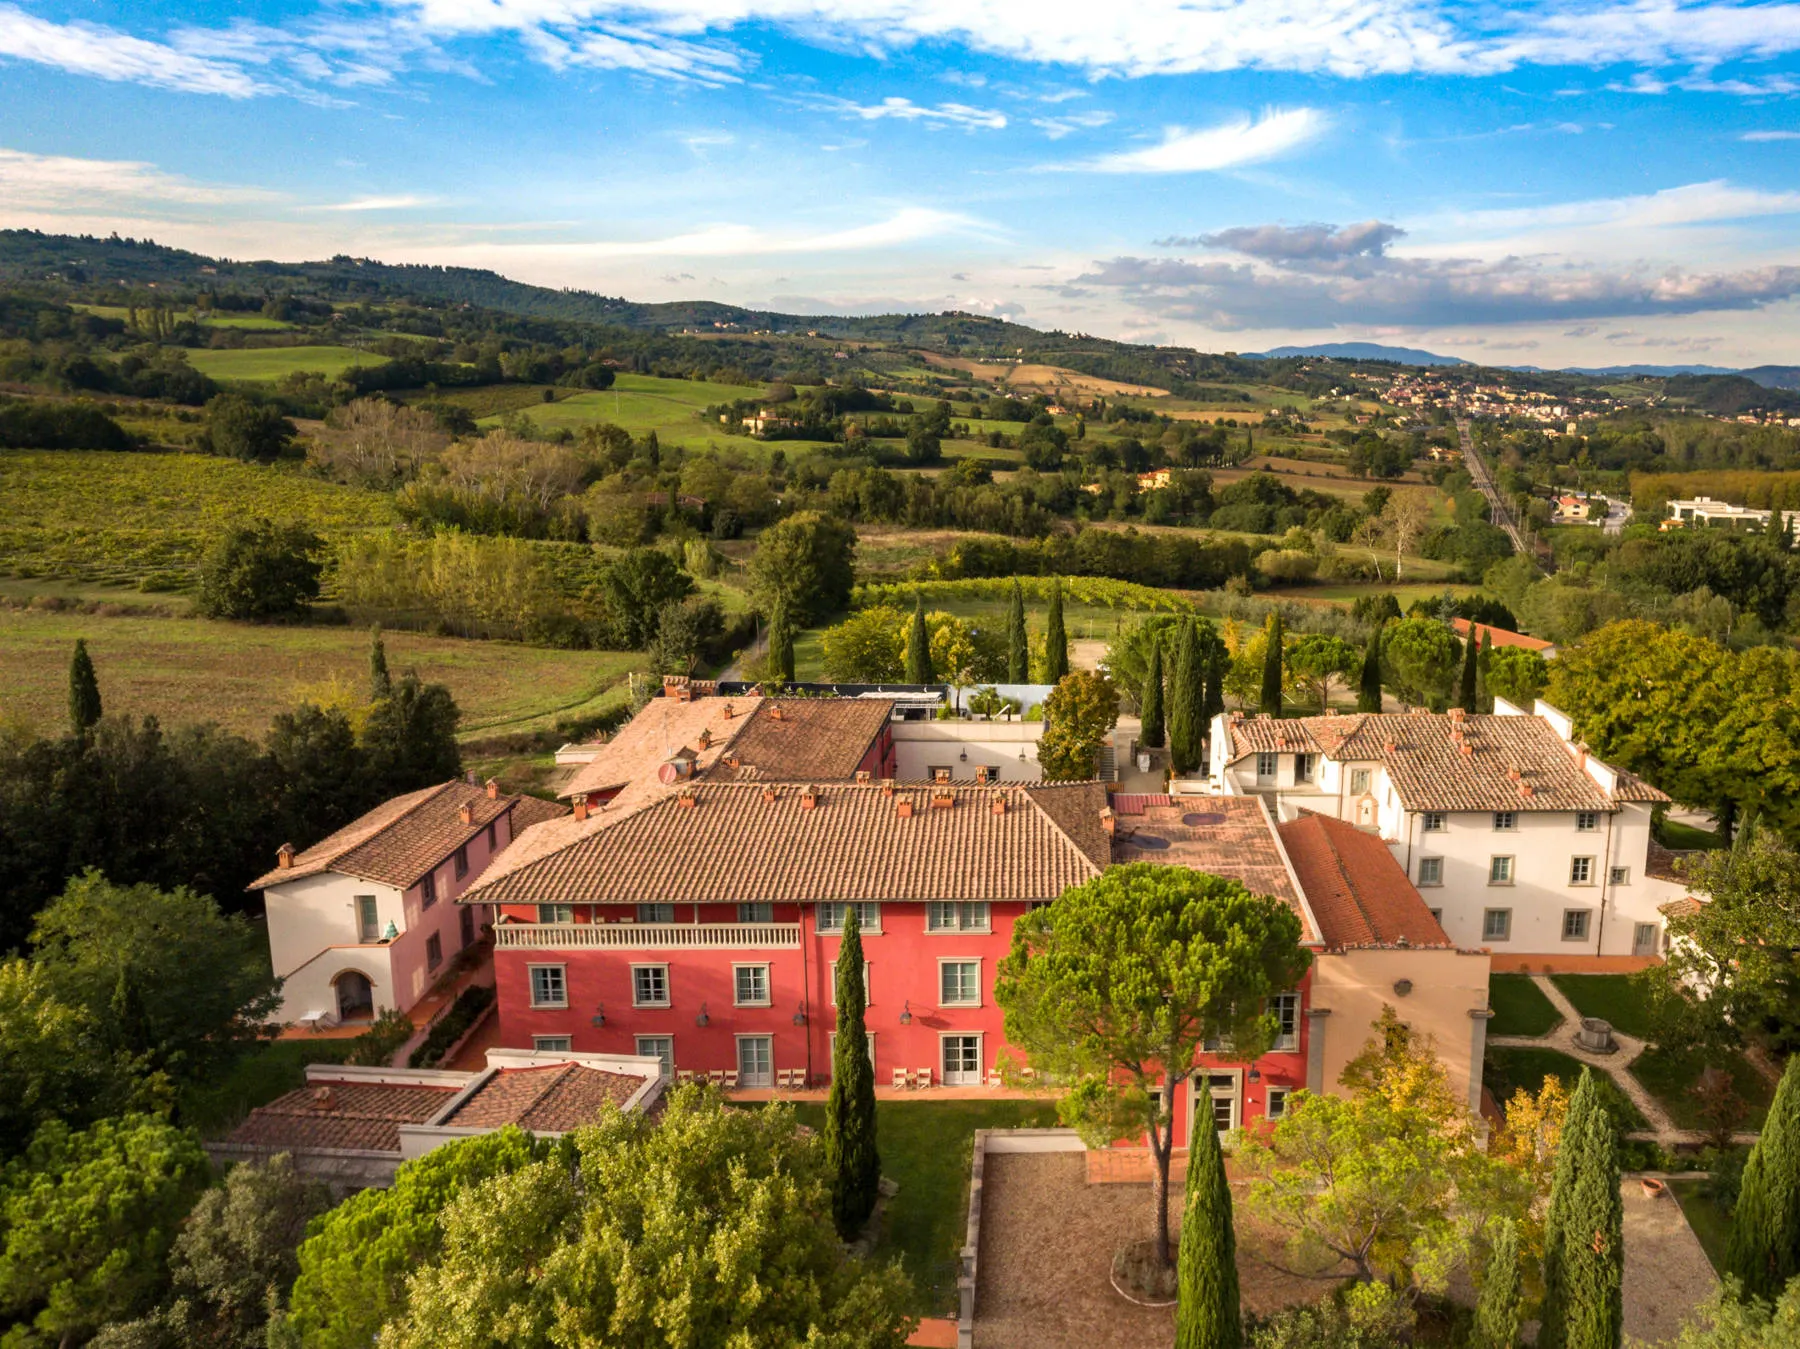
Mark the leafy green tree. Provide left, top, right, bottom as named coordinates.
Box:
left=826, top=908, right=880, bottom=1238
left=0, top=1114, right=209, bottom=1345
left=69, top=638, right=102, bottom=735
left=1356, top=629, right=1384, bottom=713
left=31, top=871, right=279, bottom=1087
left=362, top=672, right=461, bottom=798
left=283, top=1127, right=551, bottom=1348
left=1662, top=1276, right=1800, bottom=1347
left=1141, top=640, right=1166, bottom=751
left=203, top=393, right=294, bottom=462
left=1043, top=580, right=1069, bottom=682
left=1285, top=634, right=1358, bottom=713
left=1472, top=1217, right=1526, bottom=1349
left=1038, top=671, right=1120, bottom=782
left=265, top=704, right=372, bottom=847
left=597, top=547, right=695, bottom=650
left=647, top=596, right=725, bottom=677
left=0, top=958, right=122, bottom=1159
left=1169, top=619, right=1205, bottom=776
left=1458, top=632, right=1478, bottom=713
left=1538, top=1068, right=1623, bottom=1349
left=195, top=520, right=324, bottom=621
left=1007, top=579, right=1029, bottom=683
left=368, top=625, right=392, bottom=701
left=381, top=1090, right=915, bottom=1348
left=1176, top=1111, right=1241, bottom=1349
left=1259, top=612, right=1284, bottom=716
left=995, top=864, right=1311, bottom=1268
left=1730, top=1055, right=1800, bottom=1302
left=747, top=510, right=858, bottom=625
left=769, top=597, right=796, bottom=683
left=905, top=595, right=934, bottom=684
left=1487, top=646, right=1549, bottom=709
left=1381, top=617, right=1458, bottom=708
left=821, top=606, right=904, bottom=682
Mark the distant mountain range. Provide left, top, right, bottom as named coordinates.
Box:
left=1248, top=343, right=1469, bottom=366
left=1249, top=341, right=1798, bottom=388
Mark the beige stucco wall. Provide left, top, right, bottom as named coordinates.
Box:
left=1310, top=946, right=1492, bottom=1114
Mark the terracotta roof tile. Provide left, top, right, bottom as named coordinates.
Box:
left=1277, top=813, right=1452, bottom=952
left=1647, top=839, right=1699, bottom=883
left=709, top=699, right=891, bottom=782
left=464, top=781, right=1109, bottom=906
left=1110, top=796, right=1314, bottom=942
left=444, top=1063, right=643, bottom=1131
left=226, top=1080, right=459, bottom=1154
left=1451, top=618, right=1555, bottom=653
left=560, top=694, right=763, bottom=802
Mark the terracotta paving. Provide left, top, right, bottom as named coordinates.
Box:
left=1488, top=954, right=1663, bottom=975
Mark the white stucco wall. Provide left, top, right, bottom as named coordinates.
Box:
left=891, top=721, right=1043, bottom=783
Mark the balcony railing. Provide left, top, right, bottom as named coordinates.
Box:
left=494, top=922, right=801, bottom=951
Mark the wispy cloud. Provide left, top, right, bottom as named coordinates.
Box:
left=0, top=146, right=278, bottom=208
left=0, top=4, right=265, bottom=96
left=1032, top=110, right=1113, bottom=140
left=1057, top=107, right=1327, bottom=173
left=1743, top=129, right=1800, bottom=141
left=816, top=96, right=1006, bottom=130
left=313, top=195, right=438, bottom=211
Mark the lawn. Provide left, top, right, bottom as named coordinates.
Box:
left=185, top=345, right=387, bottom=381
left=1488, top=973, right=1563, bottom=1037
left=1484, top=1046, right=1648, bottom=1131
left=179, top=1036, right=355, bottom=1139
left=789, top=1099, right=1058, bottom=1315
left=1632, top=1047, right=1774, bottom=1132
left=1550, top=974, right=1657, bottom=1041
left=0, top=607, right=639, bottom=742
left=1668, top=1178, right=1732, bottom=1275
left=1658, top=817, right=1726, bottom=851
left=475, top=374, right=836, bottom=455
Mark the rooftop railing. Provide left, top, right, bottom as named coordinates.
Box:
left=494, top=922, right=801, bottom=951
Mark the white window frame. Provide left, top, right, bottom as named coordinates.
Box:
left=736, top=1034, right=774, bottom=1088
left=1570, top=856, right=1595, bottom=885
left=636, top=903, right=676, bottom=924
left=1634, top=922, right=1661, bottom=956
left=1575, top=811, right=1599, bottom=833
left=1194, top=1068, right=1242, bottom=1136
left=1489, top=855, right=1515, bottom=885
left=1610, top=865, right=1631, bottom=886
left=631, top=963, right=671, bottom=1009
left=938, top=958, right=982, bottom=1008
left=815, top=902, right=882, bottom=935
left=1350, top=768, right=1372, bottom=795
left=1270, top=993, right=1300, bottom=1052
left=1422, top=811, right=1447, bottom=833
left=1293, top=753, right=1313, bottom=781
left=1563, top=909, right=1592, bottom=942
left=733, top=962, right=772, bottom=1008
left=827, top=961, right=872, bottom=1008
left=528, top=964, right=568, bottom=1009
left=532, top=1035, right=572, bottom=1052
left=355, top=895, right=380, bottom=943
left=635, top=1035, right=674, bottom=1078
left=1417, top=856, right=1444, bottom=887
left=829, top=1031, right=877, bottom=1073
left=538, top=903, right=574, bottom=924
left=1266, top=1087, right=1291, bottom=1120
left=1492, top=811, right=1516, bottom=831
left=1482, top=908, right=1512, bottom=942
left=927, top=901, right=991, bottom=933
left=940, top=1032, right=984, bottom=1086
left=1255, top=751, right=1277, bottom=780
left=737, top=902, right=774, bottom=923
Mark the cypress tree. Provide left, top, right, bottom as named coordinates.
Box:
left=1458, top=629, right=1479, bottom=713
left=1729, top=1054, right=1800, bottom=1302
left=1006, top=579, right=1028, bottom=684
left=1539, top=1068, right=1623, bottom=1349
left=825, top=907, right=880, bottom=1238
left=368, top=624, right=392, bottom=701
left=1140, top=639, right=1166, bottom=751
left=1477, top=629, right=1494, bottom=711
left=67, top=638, right=102, bottom=735
left=1356, top=629, right=1383, bottom=713
left=1258, top=612, right=1283, bottom=717
left=905, top=595, right=933, bottom=685
left=1044, top=580, right=1069, bottom=682
left=1473, top=1218, right=1525, bottom=1349
left=1175, top=1112, right=1241, bottom=1349
left=1202, top=645, right=1225, bottom=725
left=1168, top=619, right=1204, bottom=775
left=768, top=599, right=796, bottom=684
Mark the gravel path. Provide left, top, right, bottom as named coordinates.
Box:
left=1622, top=1177, right=1719, bottom=1345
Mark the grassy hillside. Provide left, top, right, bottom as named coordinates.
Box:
left=184, top=345, right=388, bottom=382
left=475, top=373, right=836, bottom=454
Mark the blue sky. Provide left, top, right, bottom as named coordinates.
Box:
left=3, top=2, right=1800, bottom=366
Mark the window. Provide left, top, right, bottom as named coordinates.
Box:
left=942, top=1035, right=982, bottom=1086
left=1634, top=923, right=1661, bottom=957
left=453, top=845, right=469, bottom=880
left=532, top=1035, right=572, bottom=1052
left=1610, top=866, right=1631, bottom=886
left=940, top=960, right=981, bottom=1007
left=1417, top=856, right=1444, bottom=887
left=1255, top=752, right=1277, bottom=780
left=927, top=901, right=991, bottom=932
left=1492, top=811, right=1516, bottom=831
left=1293, top=753, right=1313, bottom=781
left=1570, top=856, right=1594, bottom=885
left=426, top=933, right=443, bottom=972
left=1482, top=909, right=1512, bottom=942
left=1350, top=768, right=1371, bottom=795
left=632, top=964, right=670, bottom=1008
left=1270, top=993, right=1299, bottom=1052
left=420, top=871, right=437, bottom=908
left=636, top=1036, right=673, bottom=1077
left=828, top=961, right=872, bottom=1007
left=1422, top=812, right=1447, bottom=832
left=737, top=902, right=774, bottom=923
left=1563, top=909, right=1592, bottom=941
left=485, top=821, right=497, bottom=850
left=356, top=895, right=380, bottom=943
left=737, top=1035, right=773, bottom=1088
left=816, top=902, right=881, bottom=934
left=636, top=903, right=676, bottom=924
left=1576, top=811, right=1599, bottom=832
left=1489, top=855, right=1515, bottom=885
left=830, top=1031, right=876, bottom=1073
left=529, top=965, right=567, bottom=1008
left=1429, top=908, right=1444, bottom=925
left=538, top=903, right=574, bottom=924
left=733, top=964, right=771, bottom=1007
left=1266, top=1088, right=1291, bottom=1120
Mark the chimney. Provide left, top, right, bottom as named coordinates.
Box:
left=1449, top=706, right=1466, bottom=724
left=1099, top=807, right=1116, bottom=836
left=975, top=765, right=992, bottom=784
left=1575, top=741, right=1589, bottom=770
left=762, top=785, right=777, bottom=803
left=990, top=796, right=1006, bottom=816
left=677, top=787, right=697, bottom=809
left=485, top=778, right=499, bottom=800
left=1383, top=740, right=1396, bottom=755
left=697, top=728, right=713, bottom=750
left=1461, top=742, right=1474, bottom=758
left=1519, top=782, right=1534, bottom=799
left=801, top=785, right=819, bottom=810
left=881, top=779, right=895, bottom=797
left=769, top=705, right=785, bottom=721
left=573, top=798, right=590, bottom=822
left=310, top=1085, right=336, bottom=1112
left=855, top=769, right=871, bottom=784
left=931, top=787, right=955, bottom=809
left=934, top=767, right=951, bottom=783
left=896, top=795, right=914, bottom=819
left=458, top=803, right=474, bottom=825
left=723, top=701, right=735, bottom=720
left=1507, top=763, right=1521, bottom=781
left=276, top=842, right=295, bottom=870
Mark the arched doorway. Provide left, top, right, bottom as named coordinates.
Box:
left=334, top=971, right=375, bottom=1023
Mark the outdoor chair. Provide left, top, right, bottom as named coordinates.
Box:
left=892, top=1068, right=909, bottom=1089
left=914, top=1067, right=932, bottom=1088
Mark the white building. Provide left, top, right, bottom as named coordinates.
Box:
left=1664, top=496, right=1800, bottom=533
left=252, top=779, right=566, bottom=1027
left=1206, top=701, right=1689, bottom=964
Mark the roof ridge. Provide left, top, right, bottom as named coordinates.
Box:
left=326, top=779, right=460, bottom=864
left=1019, top=783, right=1111, bottom=874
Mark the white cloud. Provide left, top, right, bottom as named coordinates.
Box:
left=817, top=96, right=1007, bottom=130
left=0, top=4, right=265, bottom=96
left=1060, top=107, right=1326, bottom=173
left=1429, top=180, right=1800, bottom=240
left=1032, top=110, right=1113, bottom=140
left=0, top=147, right=278, bottom=209
left=1744, top=129, right=1800, bottom=140
left=313, top=195, right=438, bottom=211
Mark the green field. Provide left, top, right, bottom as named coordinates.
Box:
left=0, top=607, right=640, bottom=742
left=477, top=374, right=836, bottom=454
left=0, top=450, right=398, bottom=591
left=185, top=345, right=386, bottom=381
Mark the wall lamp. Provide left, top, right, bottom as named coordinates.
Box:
left=1247, top=1066, right=1261, bottom=1084
left=591, top=1002, right=606, bottom=1028
left=792, top=1001, right=808, bottom=1026
left=696, top=1002, right=710, bottom=1027
left=899, top=1000, right=913, bottom=1026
